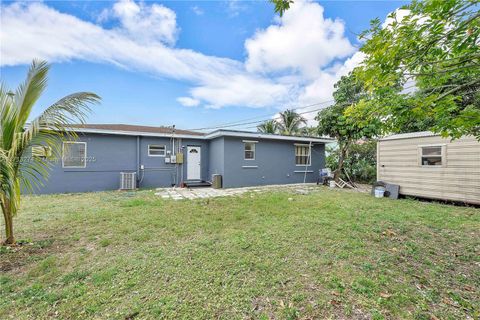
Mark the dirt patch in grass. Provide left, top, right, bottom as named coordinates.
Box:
left=0, top=237, right=65, bottom=272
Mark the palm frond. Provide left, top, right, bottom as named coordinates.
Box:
left=0, top=150, right=14, bottom=197
left=0, top=84, right=17, bottom=151
left=0, top=59, right=100, bottom=226
left=18, top=92, right=100, bottom=193
left=14, top=60, right=49, bottom=127
left=257, top=120, right=279, bottom=134
left=277, top=109, right=307, bottom=135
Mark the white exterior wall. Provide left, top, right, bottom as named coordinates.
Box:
left=377, top=134, right=480, bottom=205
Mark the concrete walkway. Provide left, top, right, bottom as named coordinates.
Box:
left=154, top=183, right=319, bottom=200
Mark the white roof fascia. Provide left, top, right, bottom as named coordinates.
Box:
left=380, top=131, right=439, bottom=141
left=205, top=130, right=334, bottom=143
left=61, top=127, right=335, bottom=143
left=65, top=128, right=205, bottom=139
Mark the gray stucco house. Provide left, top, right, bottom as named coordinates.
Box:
left=29, top=124, right=333, bottom=194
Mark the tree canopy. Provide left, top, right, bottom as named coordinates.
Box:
left=316, top=73, right=380, bottom=180
left=257, top=109, right=307, bottom=136
left=257, top=119, right=279, bottom=134
left=317, top=73, right=380, bottom=143
left=269, top=0, right=293, bottom=16
left=277, top=109, right=307, bottom=135
left=352, top=0, right=480, bottom=140
left=270, top=0, right=479, bottom=140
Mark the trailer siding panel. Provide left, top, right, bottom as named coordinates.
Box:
left=377, top=135, right=480, bottom=205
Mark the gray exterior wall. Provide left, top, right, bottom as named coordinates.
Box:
left=25, top=133, right=326, bottom=194
left=27, top=133, right=208, bottom=194
left=138, top=136, right=209, bottom=188
left=221, top=136, right=325, bottom=188
left=32, top=134, right=137, bottom=194
left=208, top=137, right=225, bottom=180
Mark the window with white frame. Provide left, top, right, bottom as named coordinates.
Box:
left=295, top=144, right=311, bottom=166
left=148, top=145, right=166, bottom=157
left=62, top=142, right=86, bottom=168
left=420, top=145, right=444, bottom=166
left=244, top=141, right=256, bottom=160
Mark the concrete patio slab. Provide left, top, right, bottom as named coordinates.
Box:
left=154, top=183, right=319, bottom=200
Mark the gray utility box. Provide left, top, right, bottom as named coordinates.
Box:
left=212, top=174, right=222, bottom=189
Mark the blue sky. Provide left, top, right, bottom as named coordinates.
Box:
left=0, top=0, right=406, bottom=131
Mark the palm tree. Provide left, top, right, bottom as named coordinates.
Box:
left=277, top=109, right=307, bottom=135
left=257, top=119, right=279, bottom=134
left=0, top=60, right=100, bottom=245
left=301, top=126, right=319, bottom=137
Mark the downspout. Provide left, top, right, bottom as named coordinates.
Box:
left=136, top=136, right=140, bottom=187
left=171, top=126, right=176, bottom=187
left=303, top=141, right=312, bottom=184
left=177, top=138, right=182, bottom=186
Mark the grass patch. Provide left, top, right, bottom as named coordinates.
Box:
left=0, top=188, right=478, bottom=319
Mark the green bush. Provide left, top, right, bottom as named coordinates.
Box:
left=326, top=140, right=377, bottom=184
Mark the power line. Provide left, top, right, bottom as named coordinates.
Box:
left=186, top=99, right=335, bottom=131
left=186, top=93, right=479, bottom=132
left=189, top=104, right=335, bottom=131
left=182, top=89, right=480, bottom=132
left=187, top=100, right=333, bottom=131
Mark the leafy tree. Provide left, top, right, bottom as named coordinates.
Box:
left=269, top=0, right=293, bottom=16
left=316, top=73, right=380, bottom=181
left=277, top=109, right=307, bottom=135
left=326, top=140, right=377, bottom=184
left=0, top=60, right=100, bottom=245
left=257, top=119, right=279, bottom=134
left=353, top=0, right=480, bottom=140
left=270, top=0, right=479, bottom=139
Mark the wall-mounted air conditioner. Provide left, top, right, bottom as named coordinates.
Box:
left=120, top=172, right=136, bottom=190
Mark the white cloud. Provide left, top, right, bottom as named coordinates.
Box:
left=96, top=8, right=111, bottom=24
left=177, top=97, right=200, bottom=107
left=382, top=9, right=411, bottom=29
left=0, top=0, right=367, bottom=121
left=296, top=51, right=365, bottom=124
left=191, top=6, right=204, bottom=16
left=112, top=0, right=178, bottom=45
left=1, top=3, right=236, bottom=81
left=225, top=0, right=248, bottom=17
left=245, top=0, right=355, bottom=78
left=190, top=74, right=289, bottom=109
left=299, top=51, right=365, bottom=104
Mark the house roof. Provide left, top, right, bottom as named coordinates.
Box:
left=380, top=131, right=439, bottom=141
left=205, top=129, right=334, bottom=143
left=67, top=124, right=334, bottom=143
left=70, top=124, right=205, bottom=136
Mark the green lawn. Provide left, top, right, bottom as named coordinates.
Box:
left=1, top=188, right=479, bottom=319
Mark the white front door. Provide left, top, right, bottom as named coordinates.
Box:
left=187, top=146, right=201, bottom=180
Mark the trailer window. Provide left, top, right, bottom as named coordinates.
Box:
left=420, top=146, right=443, bottom=166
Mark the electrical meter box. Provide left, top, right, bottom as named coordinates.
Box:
left=170, top=155, right=177, bottom=164
left=176, top=153, right=184, bottom=164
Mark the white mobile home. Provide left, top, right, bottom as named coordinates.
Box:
left=377, top=132, right=480, bottom=205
